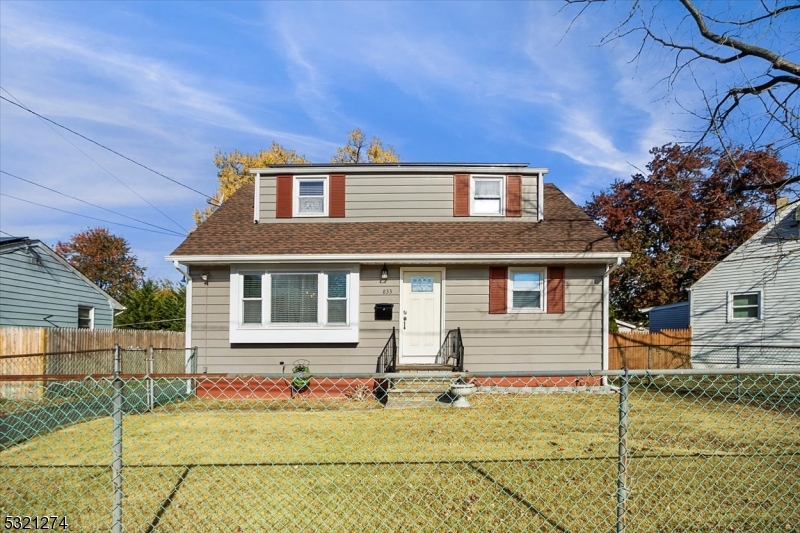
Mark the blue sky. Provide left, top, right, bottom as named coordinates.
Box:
left=0, top=1, right=749, bottom=281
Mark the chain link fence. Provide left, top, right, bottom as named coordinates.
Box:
left=1, top=365, right=798, bottom=532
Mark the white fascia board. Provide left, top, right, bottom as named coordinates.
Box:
left=254, top=173, right=260, bottom=223
left=250, top=165, right=550, bottom=177
left=537, top=173, right=545, bottom=222
left=167, top=252, right=631, bottom=265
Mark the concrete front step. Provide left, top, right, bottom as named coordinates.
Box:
left=384, top=375, right=455, bottom=408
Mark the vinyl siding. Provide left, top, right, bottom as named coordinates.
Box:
left=691, top=209, right=800, bottom=364
left=189, top=265, right=398, bottom=374
left=445, top=265, right=603, bottom=372
left=257, top=173, right=540, bottom=222
left=190, top=263, right=604, bottom=373
left=0, top=244, right=115, bottom=329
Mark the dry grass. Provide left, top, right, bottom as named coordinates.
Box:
left=1, top=389, right=798, bottom=532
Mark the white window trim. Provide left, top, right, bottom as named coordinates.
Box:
left=507, top=267, right=547, bottom=313
left=727, top=290, right=763, bottom=321
left=293, top=175, right=329, bottom=217
left=230, top=265, right=359, bottom=343
left=470, top=174, right=505, bottom=216
left=78, top=306, right=95, bottom=329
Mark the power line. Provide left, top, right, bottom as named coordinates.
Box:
left=0, top=87, right=194, bottom=234
left=0, top=193, right=186, bottom=236
left=0, top=92, right=212, bottom=199
left=1, top=170, right=185, bottom=237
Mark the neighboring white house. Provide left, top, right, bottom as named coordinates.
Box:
left=689, top=200, right=800, bottom=367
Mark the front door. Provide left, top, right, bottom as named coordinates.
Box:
left=400, top=270, right=442, bottom=363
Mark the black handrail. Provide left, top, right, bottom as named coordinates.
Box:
left=377, top=327, right=397, bottom=373
left=436, top=328, right=464, bottom=371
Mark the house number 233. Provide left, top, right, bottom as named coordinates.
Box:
left=382, top=289, right=393, bottom=294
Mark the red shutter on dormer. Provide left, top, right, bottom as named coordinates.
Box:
left=276, top=175, right=293, bottom=218
left=547, top=266, right=566, bottom=314
left=329, top=174, right=346, bottom=218
left=454, top=174, right=470, bottom=217
left=506, top=175, right=522, bottom=217
left=489, top=267, right=508, bottom=314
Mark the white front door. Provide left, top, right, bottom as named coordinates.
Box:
left=400, top=270, right=442, bottom=363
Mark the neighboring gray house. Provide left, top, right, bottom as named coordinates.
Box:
left=639, top=302, right=689, bottom=333
left=0, top=237, right=123, bottom=329
left=167, top=164, right=629, bottom=375
left=690, top=201, right=800, bottom=366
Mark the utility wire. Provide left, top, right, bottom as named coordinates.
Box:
left=0, top=193, right=185, bottom=236
left=1, top=170, right=185, bottom=237
left=0, top=91, right=212, bottom=198
left=0, top=88, right=193, bottom=234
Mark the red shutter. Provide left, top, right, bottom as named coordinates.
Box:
left=329, top=174, right=346, bottom=218
left=276, top=175, right=293, bottom=218
left=489, top=267, right=508, bottom=314
left=506, top=175, right=522, bottom=217
left=453, top=174, right=470, bottom=217
left=547, top=266, right=566, bottom=314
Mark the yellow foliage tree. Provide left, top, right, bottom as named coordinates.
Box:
left=193, top=142, right=309, bottom=225
left=195, top=130, right=399, bottom=225
left=331, top=128, right=400, bottom=164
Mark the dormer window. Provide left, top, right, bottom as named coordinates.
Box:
left=471, top=176, right=504, bottom=215
left=294, top=177, right=328, bottom=217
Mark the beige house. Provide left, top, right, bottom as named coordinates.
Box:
left=167, top=164, right=628, bottom=375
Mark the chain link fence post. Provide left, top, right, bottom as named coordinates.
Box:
left=112, top=344, right=123, bottom=533
left=616, top=370, right=629, bottom=533
left=147, top=345, right=154, bottom=412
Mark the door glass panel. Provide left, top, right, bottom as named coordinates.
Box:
left=411, top=276, right=434, bottom=292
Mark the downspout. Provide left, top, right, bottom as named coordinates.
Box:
left=173, top=261, right=192, bottom=366
left=602, top=257, right=624, bottom=386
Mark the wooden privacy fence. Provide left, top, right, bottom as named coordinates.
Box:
left=609, top=328, right=692, bottom=370
left=0, top=327, right=185, bottom=375
left=1, top=327, right=184, bottom=355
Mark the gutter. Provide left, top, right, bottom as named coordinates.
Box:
left=602, top=256, right=624, bottom=386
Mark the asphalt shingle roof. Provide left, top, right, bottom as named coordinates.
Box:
left=170, top=183, right=624, bottom=257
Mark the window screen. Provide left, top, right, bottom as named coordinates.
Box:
left=298, top=180, right=325, bottom=214
left=473, top=178, right=502, bottom=214
left=512, top=271, right=542, bottom=309
left=732, top=293, right=759, bottom=318
left=78, top=307, right=93, bottom=329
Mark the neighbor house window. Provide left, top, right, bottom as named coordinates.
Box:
left=78, top=306, right=94, bottom=329
left=729, top=291, right=761, bottom=320
left=294, top=177, right=328, bottom=216
left=508, top=269, right=545, bottom=312
left=471, top=176, right=504, bottom=215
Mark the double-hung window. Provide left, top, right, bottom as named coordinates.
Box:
left=471, top=176, right=504, bottom=215
left=231, top=267, right=359, bottom=343
left=508, top=269, right=545, bottom=312
left=78, top=306, right=94, bottom=329
left=728, top=291, right=761, bottom=320
left=294, top=177, right=328, bottom=217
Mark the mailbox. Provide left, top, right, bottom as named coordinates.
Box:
left=374, top=303, right=394, bottom=321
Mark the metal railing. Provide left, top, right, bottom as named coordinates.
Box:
left=436, top=327, right=464, bottom=370
left=1, top=368, right=798, bottom=532
left=376, top=327, right=397, bottom=373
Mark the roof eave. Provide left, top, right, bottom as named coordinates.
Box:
left=167, top=252, right=630, bottom=266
